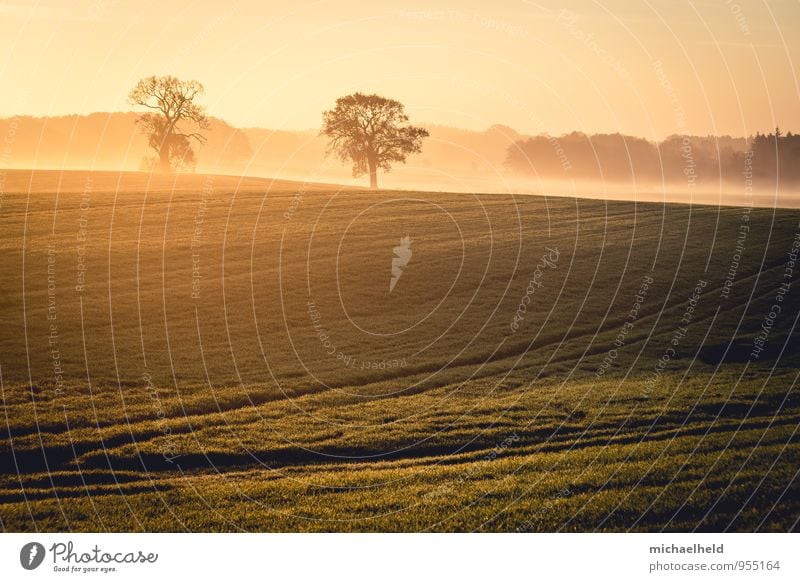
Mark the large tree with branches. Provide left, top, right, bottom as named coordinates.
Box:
left=129, top=76, right=210, bottom=173
left=321, top=93, right=428, bottom=189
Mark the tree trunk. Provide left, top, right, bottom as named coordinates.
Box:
left=158, top=145, right=171, bottom=173
left=368, top=157, right=378, bottom=189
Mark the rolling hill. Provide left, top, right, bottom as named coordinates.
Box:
left=0, top=169, right=798, bottom=531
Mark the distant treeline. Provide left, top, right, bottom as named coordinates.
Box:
left=505, top=129, right=800, bottom=185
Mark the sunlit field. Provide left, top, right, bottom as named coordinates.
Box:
left=1, top=170, right=798, bottom=531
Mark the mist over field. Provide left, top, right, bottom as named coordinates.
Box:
left=2, top=114, right=798, bottom=207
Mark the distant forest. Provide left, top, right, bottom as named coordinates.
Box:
left=505, top=129, right=800, bottom=185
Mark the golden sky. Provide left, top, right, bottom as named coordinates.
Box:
left=1, top=0, right=798, bottom=139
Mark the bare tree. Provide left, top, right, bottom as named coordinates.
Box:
left=321, top=93, right=428, bottom=189
left=129, top=76, right=210, bottom=172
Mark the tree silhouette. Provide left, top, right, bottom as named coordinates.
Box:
left=129, top=76, right=210, bottom=173
left=321, top=93, right=428, bottom=189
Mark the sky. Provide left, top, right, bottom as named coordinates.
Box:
left=0, top=0, right=798, bottom=139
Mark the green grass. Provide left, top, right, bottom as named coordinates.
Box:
left=0, top=169, right=798, bottom=531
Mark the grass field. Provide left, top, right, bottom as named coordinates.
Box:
left=1, top=169, right=798, bottom=531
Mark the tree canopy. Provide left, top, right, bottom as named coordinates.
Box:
left=321, top=93, right=428, bottom=189
left=129, top=76, right=210, bottom=172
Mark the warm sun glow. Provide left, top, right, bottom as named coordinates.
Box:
left=1, top=0, right=798, bottom=138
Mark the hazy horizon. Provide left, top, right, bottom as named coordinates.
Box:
left=2, top=109, right=790, bottom=141
left=2, top=108, right=799, bottom=207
